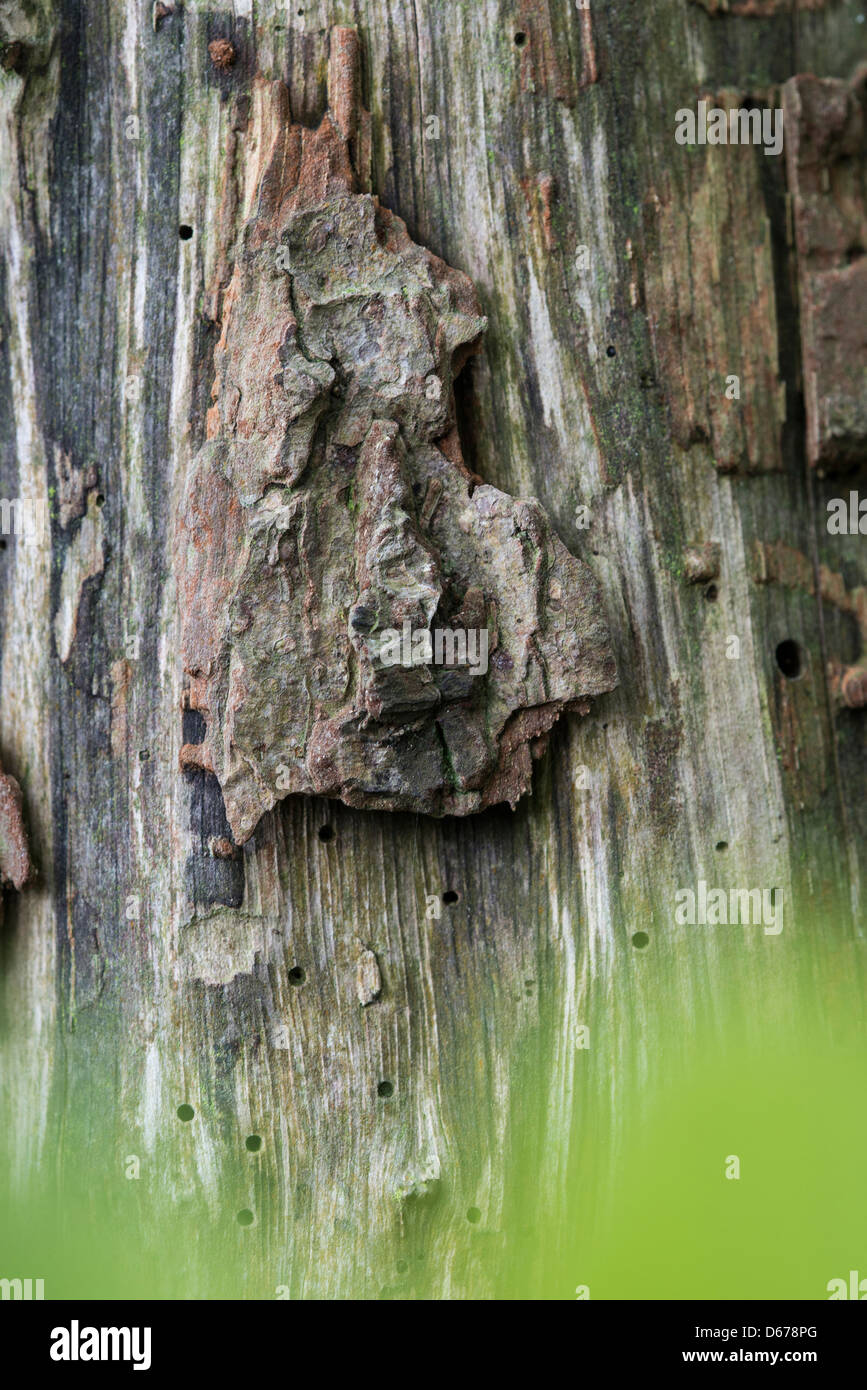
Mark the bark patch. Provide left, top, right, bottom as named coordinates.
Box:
left=174, top=28, right=617, bottom=843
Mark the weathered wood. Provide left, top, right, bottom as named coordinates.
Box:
left=1, top=0, right=866, bottom=1300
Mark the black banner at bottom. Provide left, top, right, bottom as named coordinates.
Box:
left=1, top=1299, right=862, bottom=1373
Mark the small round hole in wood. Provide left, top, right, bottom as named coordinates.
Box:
left=775, top=639, right=805, bottom=680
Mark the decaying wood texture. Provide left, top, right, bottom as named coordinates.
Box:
left=1, top=0, right=866, bottom=1299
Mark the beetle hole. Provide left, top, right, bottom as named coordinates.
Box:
left=775, top=639, right=804, bottom=680
left=632, top=931, right=649, bottom=949
left=377, top=1080, right=394, bottom=1098
left=715, top=840, right=728, bottom=852
left=513, top=31, right=527, bottom=46
left=288, top=965, right=305, bottom=986
left=245, top=1135, right=262, bottom=1152
left=703, top=583, right=718, bottom=602
left=442, top=889, right=459, bottom=905
left=318, top=824, right=334, bottom=842
left=179, top=224, right=194, bottom=240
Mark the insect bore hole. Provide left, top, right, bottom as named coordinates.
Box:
left=775, top=639, right=805, bottom=680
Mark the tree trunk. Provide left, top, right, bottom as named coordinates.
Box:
left=1, top=0, right=865, bottom=1301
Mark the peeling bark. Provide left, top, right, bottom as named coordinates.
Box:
left=0, top=760, right=30, bottom=891
left=175, top=37, right=616, bottom=843
left=784, top=71, right=867, bottom=472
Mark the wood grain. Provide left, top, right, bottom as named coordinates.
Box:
left=1, top=0, right=865, bottom=1299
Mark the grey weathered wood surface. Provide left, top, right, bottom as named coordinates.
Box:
left=1, top=0, right=865, bottom=1298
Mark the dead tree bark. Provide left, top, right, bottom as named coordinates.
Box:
left=1, top=0, right=865, bottom=1300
